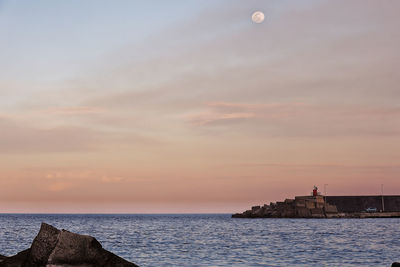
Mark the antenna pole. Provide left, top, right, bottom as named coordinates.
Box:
left=381, top=184, right=385, bottom=212
left=323, top=184, right=328, bottom=211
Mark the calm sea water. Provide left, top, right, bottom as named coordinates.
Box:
left=0, top=214, right=399, bottom=266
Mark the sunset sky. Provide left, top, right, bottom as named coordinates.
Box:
left=1, top=0, right=399, bottom=213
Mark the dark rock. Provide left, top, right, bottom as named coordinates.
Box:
left=27, top=223, right=61, bottom=266
left=391, top=263, right=400, bottom=267
left=47, top=230, right=134, bottom=266
left=251, top=206, right=260, bottom=211
left=0, top=249, right=30, bottom=267
left=0, top=223, right=138, bottom=267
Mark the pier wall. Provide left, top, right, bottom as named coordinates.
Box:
left=325, top=195, right=400, bottom=213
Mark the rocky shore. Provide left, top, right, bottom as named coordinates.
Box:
left=0, top=223, right=138, bottom=267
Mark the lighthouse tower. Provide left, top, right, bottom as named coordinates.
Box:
left=312, top=186, right=318, bottom=197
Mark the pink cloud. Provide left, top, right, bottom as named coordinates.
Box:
left=185, top=101, right=307, bottom=125
left=0, top=117, right=99, bottom=153
left=184, top=101, right=400, bottom=137
left=188, top=111, right=256, bottom=126
left=101, top=176, right=124, bottom=183
left=46, top=182, right=72, bottom=192
left=42, top=106, right=104, bottom=115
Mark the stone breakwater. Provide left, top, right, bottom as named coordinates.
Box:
left=232, top=195, right=400, bottom=219
left=0, top=223, right=138, bottom=267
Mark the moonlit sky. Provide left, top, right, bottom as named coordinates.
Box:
left=1, top=0, right=399, bottom=213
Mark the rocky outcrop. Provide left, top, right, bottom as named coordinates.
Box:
left=0, top=223, right=138, bottom=267
left=232, top=195, right=340, bottom=219
left=392, top=263, right=400, bottom=267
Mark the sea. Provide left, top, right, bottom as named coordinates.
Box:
left=0, top=214, right=399, bottom=266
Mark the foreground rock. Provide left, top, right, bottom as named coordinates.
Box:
left=0, top=223, right=138, bottom=267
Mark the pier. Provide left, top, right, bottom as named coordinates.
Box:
left=232, top=187, right=400, bottom=219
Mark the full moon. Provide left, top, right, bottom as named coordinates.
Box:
left=252, top=11, right=265, bottom=24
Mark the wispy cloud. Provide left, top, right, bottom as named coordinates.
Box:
left=47, top=182, right=72, bottom=192
left=42, top=106, right=104, bottom=115
left=185, top=101, right=308, bottom=125
left=0, top=113, right=164, bottom=154
left=101, top=175, right=124, bottom=183
left=187, top=111, right=255, bottom=126
left=0, top=117, right=99, bottom=153
left=184, top=101, right=400, bottom=137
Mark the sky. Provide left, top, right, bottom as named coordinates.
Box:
left=0, top=0, right=399, bottom=213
